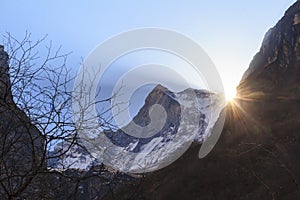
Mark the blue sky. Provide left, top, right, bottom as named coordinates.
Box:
left=0, top=0, right=296, bottom=100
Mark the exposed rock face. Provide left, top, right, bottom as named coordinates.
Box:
left=104, top=84, right=223, bottom=155
left=0, top=45, right=13, bottom=104
left=239, top=1, right=300, bottom=99
left=105, top=85, right=200, bottom=152
left=0, top=46, right=45, bottom=197
left=132, top=84, right=181, bottom=128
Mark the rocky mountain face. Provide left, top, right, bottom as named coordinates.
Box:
left=0, top=45, right=13, bottom=104
left=234, top=2, right=300, bottom=137
left=104, top=84, right=223, bottom=156
left=0, top=46, right=45, bottom=197
left=131, top=84, right=217, bottom=141
left=104, top=85, right=183, bottom=153
left=132, top=84, right=181, bottom=128
left=239, top=2, right=300, bottom=100
left=110, top=2, right=300, bottom=200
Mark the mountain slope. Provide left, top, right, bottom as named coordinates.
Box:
left=239, top=1, right=300, bottom=100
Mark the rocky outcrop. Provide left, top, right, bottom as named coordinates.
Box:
left=132, top=84, right=181, bottom=128
left=0, top=46, right=45, bottom=197
left=239, top=1, right=300, bottom=100
left=0, top=45, right=13, bottom=104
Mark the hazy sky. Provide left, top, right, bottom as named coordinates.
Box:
left=0, top=0, right=296, bottom=100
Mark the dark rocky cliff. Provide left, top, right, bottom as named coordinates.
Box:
left=0, top=45, right=13, bottom=104
left=132, top=84, right=181, bottom=129
left=0, top=46, right=45, bottom=198
left=238, top=1, right=300, bottom=100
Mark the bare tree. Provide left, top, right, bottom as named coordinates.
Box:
left=0, top=32, right=78, bottom=198
left=0, top=32, right=136, bottom=199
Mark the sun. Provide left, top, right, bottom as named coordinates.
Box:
left=225, top=88, right=237, bottom=102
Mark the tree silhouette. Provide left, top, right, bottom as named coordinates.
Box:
left=0, top=33, right=131, bottom=199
